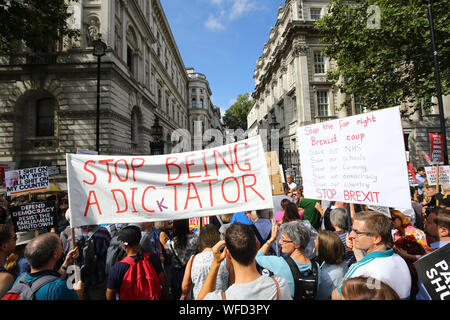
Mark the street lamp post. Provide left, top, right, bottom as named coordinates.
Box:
left=92, top=37, right=107, bottom=153
left=424, top=0, right=448, bottom=164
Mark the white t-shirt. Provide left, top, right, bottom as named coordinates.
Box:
left=204, top=274, right=292, bottom=300
left=337, top=249, right=412, bottom=299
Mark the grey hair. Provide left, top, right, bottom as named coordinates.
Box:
left=280, top=220, right=311, bottom=251
left=330, top=208, right=348, bottom=229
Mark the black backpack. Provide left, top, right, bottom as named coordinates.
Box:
left=284, top=256, right=319, bottom=300
left=75, top=227, right=100, bottom=280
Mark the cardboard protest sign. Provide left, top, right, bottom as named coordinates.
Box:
left=414, top=243, right=450, bottom=300
left=429, top=133, right=444, bottom=165
left=425, top=166, right=450, bottom=185
left=66, top=136, right=273, bottom=228
left=297, top=106, right=411, bottom=208
left=5, top=167, right=49, bottom=196
left=9, top=201, right=56, bottom=232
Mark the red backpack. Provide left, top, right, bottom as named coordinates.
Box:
left=118, top=253, right=162, bottom=300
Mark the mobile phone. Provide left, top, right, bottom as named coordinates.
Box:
left=219, top=244, right=226, bottom=253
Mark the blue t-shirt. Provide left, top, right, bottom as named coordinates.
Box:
left=230, top=212, right=254, bottom=225
left=14, top=270, right=78, bottom=300
left=107, top=253, right=163, bottom=295
left=255, top=251, right=334, bottom=300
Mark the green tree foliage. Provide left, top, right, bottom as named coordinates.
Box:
left=223, top=93, right=253, bottom=130
left=315, top=0, right=450, bottom=114
left=0, top=0, right=79, bottom=54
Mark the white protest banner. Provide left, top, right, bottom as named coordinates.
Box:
left=425, top=166, right=450, bottom=185
left=5, top=166, right=49, bottom=196
left=67, top=136, right=273, bottom=228
left=297, top=106, right=411, bottom=208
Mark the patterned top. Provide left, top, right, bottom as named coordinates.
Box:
left=165, top=233, right=199, bottom=268
left=393, top=226, right=431, bottom=252
left=190, top=251, right=229, bottom=299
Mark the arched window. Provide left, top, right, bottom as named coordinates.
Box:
left=36, top=97, right=55, bottom=137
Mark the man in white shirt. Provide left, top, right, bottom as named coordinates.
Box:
left=332, top=211, right=412, bottom=300
left=286, top=173, right=298, bottom=192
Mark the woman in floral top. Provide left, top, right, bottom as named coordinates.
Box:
left=160, top=219, right=199, bottom=300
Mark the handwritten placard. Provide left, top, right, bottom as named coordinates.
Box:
left=297, top=107, right=411, bottom=208
left=66, top=136, right=273, bottom=228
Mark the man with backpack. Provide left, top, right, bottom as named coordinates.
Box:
left=2, top=232, right=83, bottom=300
left=64, top=224, right=111, bottom=300
left=106, top=225, right=166, bottom=300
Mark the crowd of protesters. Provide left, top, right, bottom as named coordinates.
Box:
left=0, top=169, right=449, bottom=301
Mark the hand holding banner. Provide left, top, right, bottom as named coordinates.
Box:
left=66, top=136, right=273, bottom=228
left=296, top=107, right=411, bottom=208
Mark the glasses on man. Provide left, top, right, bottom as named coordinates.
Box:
left=280, top=238, right=293, bottom=243
left=351, top=229, right=373, bottom=237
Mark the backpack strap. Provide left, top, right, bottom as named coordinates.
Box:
left=13, top=273, right=60, bottom=300
left=283, top=256, right=318, bottom=300
left=271, top=276, right=280, bottom=300
left=170, top=242, right=186, bottom=268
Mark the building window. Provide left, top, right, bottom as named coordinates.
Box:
left=317, top=91, right=329, bottom=116
left=192, top=98, right=197, bottom=108
left=127, top=45, right=134, bottom=72
left=354, top=96, right=364, bottom=114
left=292, top=96, right=297, bottom=121
left=131, top=108, right=139, bottom=146
left=158, top=89, right=162, bottom=107
left=200, top=99, right=204, bottom=108
left=314, top=52, right=325, bottom=74
left=310, top=8, right=321, bottom=20
left=36, top=98, right=55, bottom=137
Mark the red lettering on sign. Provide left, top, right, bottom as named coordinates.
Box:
left=84, top=190, right=102, bottom=216
left=184, top=182, right=203, bottom=210
left=202, top=152, right=211, bottom=177
left=242, top=174, right=265, bottom=201
left=111, top=189, right=128, bottom=213
left=142, top=186, right=156, bottom=213
left=131, top=158, right=145, bottom=182
left=214, top=147, right=235, bottom=175
left=99, top=159, right=114, bottom=183
left=186, top=154, right=201, bottom=179
left=115, top=159, right=129, bottom=182
left=221, top=177, right=240, bottom=204
left=166, top=183, right=182, bottom=211
left=82, top=160, right=97, bottom=185
left=166, top=157, right=181, bottom=181
left=202, top=178, right=218, bottom=207
left=234, top=142, right=251, bottom=172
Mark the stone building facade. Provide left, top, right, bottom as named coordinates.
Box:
left=0, top=0, right=223, bottom=190
left=247, top=0, right=450, bottom=180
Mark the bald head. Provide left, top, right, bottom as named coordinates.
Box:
left=25, top=233, right=61, bottom=270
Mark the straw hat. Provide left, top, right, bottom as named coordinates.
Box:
left=16, top=231, right=36, bottom=246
